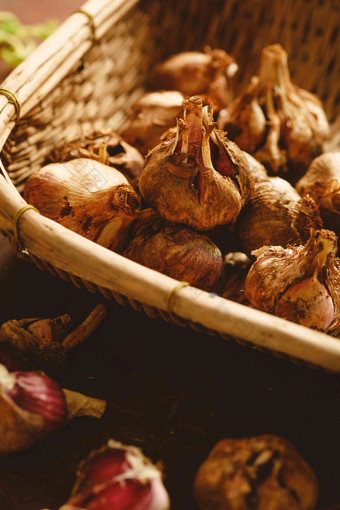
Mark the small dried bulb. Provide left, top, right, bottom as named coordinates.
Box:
left=59, top=439, right=170, bottom=510
left=296, top=152, right=340, bottom=239
left=234, top=176, right=323, bottom=256
left=218, top=44, right=330, bottom=181
left=123, top=209, right=224, bottom=292
left=139, top=96, right=253, bottom=231
left=24, top=159, right=141, bottom=252
left=46, top=130, right=145, bottom=189
left=120, top=90, right=184, bottom=155
left=0, top=363, right=106, bottom=454
left=151, top=47, right=238, bottom=112
left=245, top=229, right=340, bottom=331
left=0, top=305, right=107, bottom=374
left=194, top=435, right=319, bottom=510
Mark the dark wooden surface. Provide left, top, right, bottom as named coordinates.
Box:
left=0, top=235, right=340, bottom=510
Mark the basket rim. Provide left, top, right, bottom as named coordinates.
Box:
left=0, top=0, right=138, bottom=151
left=0, top=169, right=339, bottom=372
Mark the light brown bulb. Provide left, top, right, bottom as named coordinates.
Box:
left=46, top=130, right=145, bottom=189
left=139, top=96, right=253, bottom=231
left=120, top=90, right=184, bottom=155
left=151, top=47, right=238, bottom=112
left=24, top=158, right=141, bottom=252
left=245, top=229, right=340, bottom=332
left=219, top=44, right=330, bottom=182
left=123, top=209, right=224, bottom=292
left=194, top=435, right=319, bottom=510
left=235, top=176, right=323, bottom=256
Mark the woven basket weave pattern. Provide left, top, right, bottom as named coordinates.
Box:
left=3, top=0, right=340, bottom=187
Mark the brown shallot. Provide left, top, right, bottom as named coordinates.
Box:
left=218, top=44, right=330, bottom=181
left=46, top=130, right=144, bottom=189
left=139, top=96, right=253, bottom=231
left=245, top=229, right=340, bottom=332
left=23, top=158, right=140, bottom=253
left=123, top=209, right=224, bottom=292
left=150, top=47, right=238, bottom=112
left=235, top=176, right=322, bottom=256
left=120, top=90, right=184, bottom=156
left=194, top=435, right=318, bottom=510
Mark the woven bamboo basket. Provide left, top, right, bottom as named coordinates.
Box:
left=0, top=0, right=339, bottom=371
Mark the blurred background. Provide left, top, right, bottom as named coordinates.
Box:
left=0, top=0, right=82, bottom=81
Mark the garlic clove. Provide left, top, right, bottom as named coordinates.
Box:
left=234, top=176, right=323, bottom=256
left=194, top=435, right=319, bottom=510
left=150, top=48, right=237, bottom=112
left=120, top=90, right=184, bottom=155
left=123, top=209, right=224, bottom=292
left=245, top=229, right=340, bottom=331
left=0, top=363, right=106, bottom=454
left=46, top=130, right=145, bottom=190
left=59, top=440, right=170, bottom=510
left=139, top=96, right=253, bottom=231
left=24, top=159, right=141, bottom=253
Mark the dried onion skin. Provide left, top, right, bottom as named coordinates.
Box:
left=139, top=96, right=253, bottom=231
left=245, top=229, right=340, bottom=332
left=218, top=44, right=330, bottom=182
left=124, top=209, right=224, bottom=292
left=24, top=158, right=141, bottom=253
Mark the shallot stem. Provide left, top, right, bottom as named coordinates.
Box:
left=62, top=304, right=107, bottom=352
left=63, top=388, right=106, bottom=419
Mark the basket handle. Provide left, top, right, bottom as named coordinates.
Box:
left=0, top=174, right=340, bottom=371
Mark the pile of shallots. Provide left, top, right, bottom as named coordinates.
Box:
left=3, top=43, right=339, bottom=510
left=24, top=43, right=340, bottom=335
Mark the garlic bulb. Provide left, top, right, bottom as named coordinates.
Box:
left=218, top=44, right=330, bottom=181
left=120, top=90, right=184, bottom=155
left=59, top=439, right=170, bottom=510
left=235, top=176, right=323, bottom=256
left=151, top=47, right=238, bottom=112
left=0, top=305, right=107, bottom=375
left=245, top=229, right=340, bottom=331
left=0, top=363, right=106, bottom=454
left=123, top=209, right=224, bottom=292
left=296, top=153, right=340, bottom=213
left=194, top=435, right=319, bottom=510
left=24, top=159, right=141, bottom=252
left=139, top=96, right=253, bottom=231
left=46, top=130, right=144, bottom=189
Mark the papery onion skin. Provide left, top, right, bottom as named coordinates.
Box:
left=296, top=153, right=340, bottom=242
left=234, top=177, right=323, bottom=257
left=194, top=435, right=319, bottom=510
left=24, top=159, right=141, bottom=253
left=139, top=96, right=253, bottom=231
left=120, top=90, right=184, bottom=156
left=59, top=440, right=170, bottom=510
left=123, top=209, right=224, bottom=292
left=150, top=48, right=238, bottom=112
left=218, top=44, right=330, bottom=181
left=46, top=130, right=144, bottom=189
left=245, top=229, right=340, bottom=331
